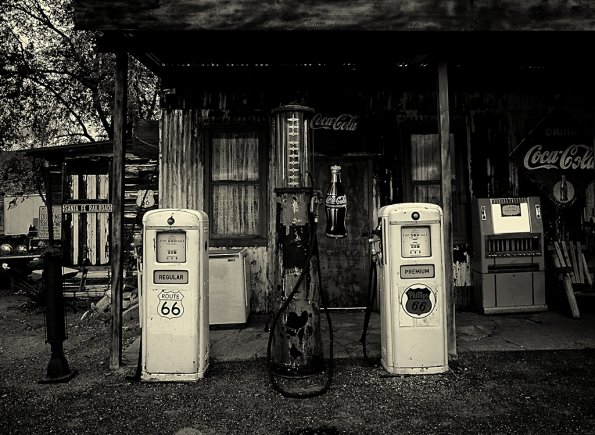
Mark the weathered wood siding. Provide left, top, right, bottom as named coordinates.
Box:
left=68, top=174, right=110, bottom=266
left=74, top=0, right=595, bottom=31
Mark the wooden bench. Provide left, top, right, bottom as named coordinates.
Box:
left=549, top=241, right=593, bottom=319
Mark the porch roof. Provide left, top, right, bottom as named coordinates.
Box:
left=74, top=1, right=594, bottom=32
left=73, top=1, right=595, bottom=80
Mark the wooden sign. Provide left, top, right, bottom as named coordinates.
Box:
left=62, top=203, right=113, bottom=213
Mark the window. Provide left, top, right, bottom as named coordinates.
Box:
left=208, top=128, right=267, bottom=246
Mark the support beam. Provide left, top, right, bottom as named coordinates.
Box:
left=110, top=51, right=128, bottom=369
left=438, top=61, right=457, bottom=358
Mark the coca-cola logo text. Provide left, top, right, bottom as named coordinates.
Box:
left=312, top=113, right=358, bottom=131
left=523, top=144, right=594, bottom=171
left=326, top=195, right=347, bottom=207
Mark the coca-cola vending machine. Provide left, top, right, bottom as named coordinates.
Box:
left=471, top=197, right=546, bottom=314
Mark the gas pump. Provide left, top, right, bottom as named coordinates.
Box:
left=140, top=209, right=209, bottom=382
left=266, top=105, right=334, bottom=398
left=376, top=203, right=448, bottom=375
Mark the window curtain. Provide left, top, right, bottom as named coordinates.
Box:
left=212, top=132, right=260, bottom=235
left=212, top=133, right=259, bottom=181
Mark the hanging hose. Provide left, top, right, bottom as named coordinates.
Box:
left=360, top=226, right=382, bottom=365
left=266, top=219, right=334, bottom=398
left=360, top=254, right=380, bottom=365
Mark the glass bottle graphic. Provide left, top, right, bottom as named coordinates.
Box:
left=560, top=175, right=568, bottom=202
left=325, top=165, right=347, bottom=238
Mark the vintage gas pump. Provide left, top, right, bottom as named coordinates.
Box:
left=140, top=209, right=209, bottom=382
left=377, top=203, right=448, bottom=375
left=267, top=105, right=333, bottom=398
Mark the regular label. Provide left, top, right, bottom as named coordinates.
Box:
left=153, top=270, right=188, bottom=284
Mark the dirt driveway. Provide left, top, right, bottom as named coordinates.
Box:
left=1, top=287, right=595, bottom=434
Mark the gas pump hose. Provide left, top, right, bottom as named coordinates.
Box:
left=266, top=221, right=334, bottom=398
left=360, top=254, right=380, bottom=365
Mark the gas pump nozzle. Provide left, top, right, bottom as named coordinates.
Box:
left=368, top=220, right=382, bottom=264
left=310, top=190, right=323, bottom=222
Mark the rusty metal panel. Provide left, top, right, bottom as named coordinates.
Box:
left=159, top=109, right=204, bottom=210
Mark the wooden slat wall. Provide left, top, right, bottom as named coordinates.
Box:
left=64, top=156, right=158, bottom=267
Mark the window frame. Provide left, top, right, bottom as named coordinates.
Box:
left=205, top=125, right=268, bottom=247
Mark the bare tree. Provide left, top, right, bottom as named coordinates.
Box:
left=0, top=0, right=159, bottom=152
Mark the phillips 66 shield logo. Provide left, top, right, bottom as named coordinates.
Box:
left=401, top=284, right=436, bottom=319
left=157, top=290, right=184, bottom=319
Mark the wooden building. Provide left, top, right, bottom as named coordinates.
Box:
left=72, top=1, right=595, bottom=364
left=23, top=141, right=159, bottom=269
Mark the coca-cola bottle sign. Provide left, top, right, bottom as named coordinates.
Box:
left=325, top=165, right=347, bottom=238
left=509, top=106, right=592, bottom=208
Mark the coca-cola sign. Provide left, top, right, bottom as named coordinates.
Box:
left=312, top=113, right=359, bottom=131
left=311, top=112, right=365, bottom=155
left=523, top=144, right=594, bottom=171
left=510, top=106, right=594, bottom=208
left=325, top=194, right=347, bottom=207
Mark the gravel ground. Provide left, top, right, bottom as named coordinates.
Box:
left=1, top=287, right=595, bottom=435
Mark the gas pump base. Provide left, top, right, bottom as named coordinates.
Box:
left=140, top=369, right=208, bottom=383
left=270, top=357, right=326, bottom=378
left=381, top=362, right=448, bottom=376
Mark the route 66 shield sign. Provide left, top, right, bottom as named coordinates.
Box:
left=157, top=290, right=184, bottom=319
left=401, top=284, right=436, bottom=319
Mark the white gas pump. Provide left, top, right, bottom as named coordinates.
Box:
left=140, top=209, right=209, bottom=382
left=378, top=203, right=448, bottom=375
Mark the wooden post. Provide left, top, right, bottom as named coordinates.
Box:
left=438, top=61, right=456, bottom=358
left=110, top=51, right=128, bottom=369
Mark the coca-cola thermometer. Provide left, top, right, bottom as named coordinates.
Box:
left=271, top=105, right=315, bottom=188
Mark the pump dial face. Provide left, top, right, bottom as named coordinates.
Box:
left=401, top=226, right=431, bottom=258
left=156, top=231, right=186, bottom=263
